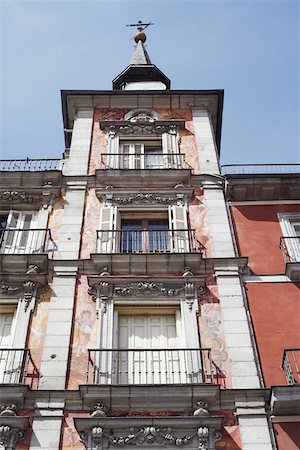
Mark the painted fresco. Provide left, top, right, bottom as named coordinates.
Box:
left=80, top=189, right=100, bottom=259
left=61, top=413, right=89, bottom=450
left=27, top=288, right=51, bottom=388
left=68, top=276, right=97, bottom=389
left=198, top=275, right=232, bottom=389
left=47, top=193, right=65, bottom=259
left=189, top=187, right=212, bottom=258
left=89, top=108, right=200, bottom=175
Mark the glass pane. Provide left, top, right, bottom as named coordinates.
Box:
left=121, top=220, right=143, bottom=253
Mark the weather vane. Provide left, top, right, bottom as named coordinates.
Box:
left=126, top=20, right=154, bottom=32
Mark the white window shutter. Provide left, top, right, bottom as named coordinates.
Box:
left=162, top=132, right=180, bottom=168
left=107, top=135, right=119, bottom=169
left=99, top=205, right=116, bottom=253
left=168, top=204, right=189, bottom=252
left=2, top=211, right=40, bottom=254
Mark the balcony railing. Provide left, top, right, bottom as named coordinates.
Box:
left=282, top=349, right=300, bottom=385
left=87, top=348, right=222, bottom=385
left=0, top=348, right=39, bottom=386
left=96, top=229, right=201, bottom=254
left=280, top=236, right=300, bottom=263
left=221, top=164, right=300, bottom=175
left=101, top=153, right=185, bottom=170
left=0, top=228, right=54, bottom=255
left=0, top=158, right=62, bottom=171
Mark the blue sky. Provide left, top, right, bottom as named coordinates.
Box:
left=0, top=0, right=299, bottom=165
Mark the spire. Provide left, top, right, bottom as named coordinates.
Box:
left=130, top=40, right=151, bottom=65
left=112, top=21, right=170, bottom=91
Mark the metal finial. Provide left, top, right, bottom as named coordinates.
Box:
left=126, top=20, right=154, bottom=32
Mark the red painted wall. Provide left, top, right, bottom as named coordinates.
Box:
left=274, top=423, right=300, bottom=450
left=246, top=282, right=300, bottom=386
left=231, top=204, right=300, bottom=274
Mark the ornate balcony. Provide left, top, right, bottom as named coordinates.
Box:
left=86, top=348, right=223, bottom=385
left=96, top=229, right=200, bottom=254
left=280, top=236, right=300, bottom=280
left=282, top=348, right=300, bottom=385
left=0, top=348, right=39, bottom=386
left=0, top=158, right=62, bottom=171
left=101, top=153, right=185, bottom=170
left=0, top=228, right=54, bottom=255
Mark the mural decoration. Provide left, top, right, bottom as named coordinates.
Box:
left=189, top=187, right=212, bottom=258
left=47, top=193, right=65, bottom=259
left=89, top=109, right=200, bottom=175
left=27, top=288, right=51, bottom=388
left=198, top=276, right=231, bottom=388
left=68, top=277, right=97, bottom=388
left=80, top=189, right=100, bottom=259
left=62, top=413, right=88, bottom=450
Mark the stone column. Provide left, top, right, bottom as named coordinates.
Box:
left=216, top=270, right=260, bottom=388
left=63, top=108, right=94, bottom=176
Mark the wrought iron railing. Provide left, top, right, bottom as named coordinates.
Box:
left=0, top=228, right=55, bottom=255
left=221, top=164, right=300, bottom=175
left=0, top=158, right=62, bottom=171
left=87, top=348, right=222, bottom=385
left=280, top=236, right=300, bottom=263
left=0, top=348, right=39, bottom=385
left=101, top=153, right=185, bottom=170
left=96, top=229, right=201, bottom=254
left=282, top=349, right=300, bottom=385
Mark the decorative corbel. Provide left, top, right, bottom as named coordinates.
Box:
left=88, top=282, right=112, bottom=313
left=42, top=182, right=55, bottom=210
left=185, top=282, right=195, bottom=310
left=22, top=281, right=39, bottom=313
left=0, top=426, right=25, bottom=450
left=0, top=406, right=28, bottom=450
left=80, top=427, right=103, bottom=450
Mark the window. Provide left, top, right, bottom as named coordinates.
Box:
left=98, top=205, right=190, bottom=254
left=0, top=211, right=44, bottom=254
left=106, top=133, right=181, bottom=170
left=117, top=312, right=183, bottom=384
left=278, top=213, right=300, bottom=262
left=0, top=306, right=17, bottom=383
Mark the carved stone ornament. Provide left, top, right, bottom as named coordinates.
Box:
left=88, top=282, right=112, bottom=313
left=90, top=404, right=108, bottom=418
left=0, top=406, right=17, bottom=417
left=80, top=427, right=103, bottom=450
left=80, top=425, right=221, bottom=449
left=0, top=426, right=25, bottom=450
left=109, top=427, right=194, bottom=447
left=0, top=281, right=39, bottom=312
left=100, top=120, right=184, bottom=137
left=111, top=193, right=184, bottom=206
left=26, top=264, right=39, bottom=274
left=193, top=402, right=209, bottom=417
left=0, top=191, right=41, bottom=204
left=114, top=282, right=183, bottom=298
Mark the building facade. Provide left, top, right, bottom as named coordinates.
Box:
left=0, top=30, right=299, bottom=450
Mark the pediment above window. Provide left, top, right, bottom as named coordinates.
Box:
left=96, top=188, right=193, bottom=206
left=99, top=119, right=185, bottom=136
left=0, top=184, right=60, bottom=210
left=74, top=416, right=223, bottom=450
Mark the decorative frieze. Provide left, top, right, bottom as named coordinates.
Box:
left=88, top=279, right=205, bottom=312
left=99, top=120, right=185, bottom=137
left=0, top=406, right=29, bottom=450
left=0, top=280, right=40, bottom=312
left=78, top=423, right=222, bottom=450
left=0, top=191, right=40, bottom=204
